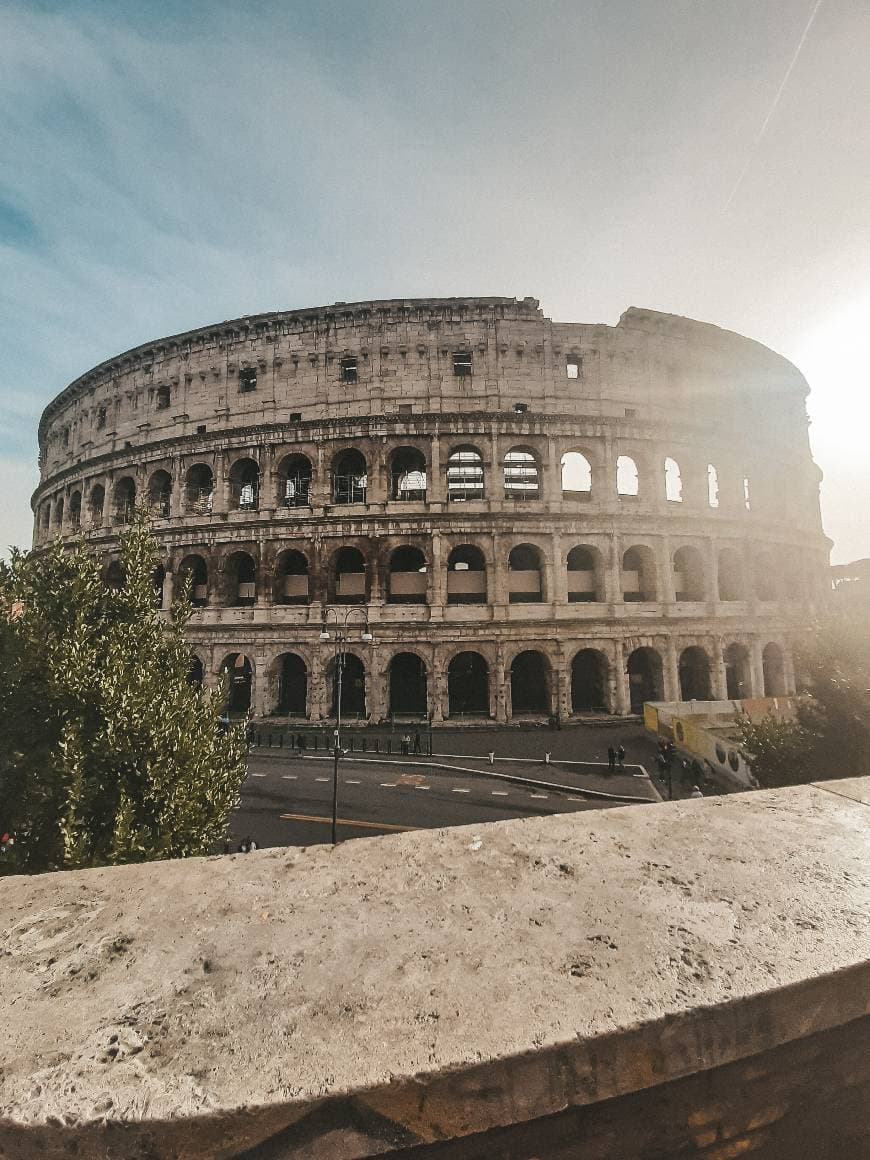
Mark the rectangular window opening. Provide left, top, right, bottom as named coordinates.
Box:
left=156, top=385, right=171, bottom=410
left=453, top=351, right=473, bottom=377
left=288, top=411, right=302, bottom=423
left=196, top=424, right=207, bottom=435
left=566, top=356, right=581, bottom=379
left=239, top=367, right=258, bottom=393
left=340, top=356, right=358, bottom=384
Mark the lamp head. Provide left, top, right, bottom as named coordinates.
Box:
left=319, top=630, right=331, bottom=642
left=360, top=630, right=373, bottom=643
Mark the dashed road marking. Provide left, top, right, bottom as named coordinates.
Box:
left=491, top=790, right=509, bottom=797
left=345, top=779, right=361, bottom=785
left=452, top=787, right=471, bottom=794
left=251, top=773, right=267, bottom=778
left=314, top=777, right=330, bottom=783
left=281, top=775, right=297, bottom=780
left=279, top=812, right=413, bottom=833
left=380, top=782, right=398, bottom=787
left=414, top=785, right=431, bottom=791
left=529, top=793, right=548, bottom=799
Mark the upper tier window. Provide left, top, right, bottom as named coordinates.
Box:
left=239, top=367, right=258, bottom=393
left=566, top=355, right=581, bottom=379
left=340, top=356, right=358, bottom=384
left=156, top=385, right=171, bottom=410
left=453, top=351, right=473, bottom=377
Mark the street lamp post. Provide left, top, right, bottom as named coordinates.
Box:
left=319, top=606, right=373, bottom=844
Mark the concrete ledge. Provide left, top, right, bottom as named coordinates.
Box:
left=2, top=779, right=870, bottom=1159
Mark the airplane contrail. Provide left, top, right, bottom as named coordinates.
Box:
left=723, top=0, right=824, bottom=212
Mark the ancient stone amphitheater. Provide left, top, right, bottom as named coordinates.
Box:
left=33, top=296, right=830, bottom=722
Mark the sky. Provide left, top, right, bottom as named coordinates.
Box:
left=1, top=0, right=868, bottom=562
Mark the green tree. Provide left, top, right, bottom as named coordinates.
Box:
left=740, top=613, right=870, bottom=789
left=0, top=511, right=248, bottom=874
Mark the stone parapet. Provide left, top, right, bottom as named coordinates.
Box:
left=2, top=777, right=870, bottom=1158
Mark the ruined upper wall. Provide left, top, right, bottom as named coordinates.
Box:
left=2, top=777, right=870, bottom=1159
left=36, top=297, right=811, bottom=479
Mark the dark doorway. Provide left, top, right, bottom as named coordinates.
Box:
left=447, top=652, right=489, bottom=716
left=223, top=654, right=253, bottom=716
left=679, top=647, right=711, bottom=701
left=331, top=653, right=366, bottom=718
left=277, top=653, right=307, bottom=716
left=389, top=653, right=428, bottom=717
left=510, top=651, right=549, bottom=715
left=571, top=649, right=607, bottom=712
left=627, top=648, right=662, bottom=714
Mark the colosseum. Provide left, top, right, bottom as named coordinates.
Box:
left=32, top=296, right=830, bottom=724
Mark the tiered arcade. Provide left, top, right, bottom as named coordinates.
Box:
left=33, top=297, right=830, bottom=721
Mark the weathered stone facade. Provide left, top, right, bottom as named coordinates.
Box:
left=32, top=296, right=829, bottom=721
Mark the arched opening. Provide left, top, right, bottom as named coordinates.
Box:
left=329, top=652, right=366, bottom=719
left=274, top=549, right=309, bottom=605
left=566, top=545, right=602, bottom=602
left=188, top=655, right=204, bottom=687
left=508, top=543, right=544, bottom=603
left=753, top=552, right=778, bottom=601
left=389, top=653, right=428, bottom=717
left=88, top=484, right=105, bottom=528
left=390, top=448, right=427, bottom=501
left=617, top=455, right=639, bottom=497
left=276, top=653, right=308, bottom=716
left=718, top=548, right=746, bottom=601
left=388, top=545, right=428, bottom=604
left=276, top=454, right=312, bottom=508
left=447, top=652, right=489, bottom=717
left=571, top=649, right=608, bottom=712
left=673, top=546, right=706, bottom=602
left=229, top=458, right=259, bottom=511
left=510, top=651, right=550, bottom=715
left=224, top=551, right=257, bottom=606
left=40, top=502, right=50, bottom=535
left=334, top=547, right=367, bottom=603
left=185, top=464, right=214, bottom=514
left=622, top=545, right=657, bottom=602
left=222, top=653, right=253, bottom=716
left=446, top=544, right=487, bottom=604
left=69, top=491, right=82, bottom=529
left=560, top=451, right=592, bottom=498
left=679, top=646, right=712, bottom=700
left=113, top=477, right=136, bottom=525
left=707, top=464, right=719, bottom=508
left=148, top=469, right=172, bottom=518
left=762, top=642, right=786, bottom=696
left=627, top=647, right=663, bottom=714
left=446, top=446, right=485, bottom=502
left=332, top=449, right=367, bottom=505
left=54, top=497, right=64, bottom=531
left=503, top=447, right=540, bottom=500
left=104, top=559, right=126, bottom=590
left=664, top=457, right=683, bottom=502
left=724, top=643, right=751, bottom=699
left=152, top=563, right=166, bottom=609
left=178, top=554, right=209, bottom=606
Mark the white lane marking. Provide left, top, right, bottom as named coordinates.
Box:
left=380, top=782, right=398, bottom=787
left=251, top=773, right=267, bottom=778
left=567, top=796, right=585, bottom=802
left=314, top=777, right=330, bottom=783
left=282, top=775, right=297, bottom=780
left=452, top=787, right=471, bottom=794
left=345, top=779, right=361, bottom=785
left=491, top=790, right=509, bottom=797
left=414, top=785, right=431, bottom=791
left=529, top=793, right=548, bottom=799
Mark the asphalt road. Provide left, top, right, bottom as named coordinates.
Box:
left=227, top=752, right=656, bottom=850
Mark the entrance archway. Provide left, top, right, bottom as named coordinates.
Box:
left=510, top=651, right=549, bottom=715
left=679, top=646, right=712, bottom=701
left=330, top=653, right=366, bottom=719
left=762, top=642, right=786, bottom=696
left=626, top=647, right=663, bottom=714
left=571, top=649, right=608, bottom=712
left=222, top=653, right=253, bottom=716
left=389, top=653, right=428, bottom=717
left=447, top=652, right=489, bottom=717
left=276, top=653, right=308, bottom=716
left=724, top=643, right=751, bottom=699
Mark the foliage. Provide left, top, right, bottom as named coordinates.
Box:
left=740, top=612, right=870, bottom=789
left=0, top=511, right=248, bottom=874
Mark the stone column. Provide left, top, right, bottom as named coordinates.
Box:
left=432, top=664, right=447, bottom=723
left=663, top=637, right=680, bottom=701
left=259, top=446, right=275, bottom=516
left=749, top=638, right=766, bottom=698
left=366, top=647, right=386, bottom=722
left=711, top=639, right=728, bottom=700
left=311, top=444, right=329, bottom=509
left=783, top=644, right=797, bottom=695
left=604, top=533, right=621, bottom=603
left=430, top=530, right=446, bottom=609
left=170, top=458, right=183, bottom=517
left=214, top=453, right=230, bottom=517
left=162, top=570, right=175, bottom=610
left=659, top=536, right=676, bottom=605
left=553, top=659, right=568, bottom=721
left=428, top=436, right=445, bottom=504
left=101, top=478, right=113, bottom=528
left=491, top=532, right=508, bottom=608
left=708, top=540, right=720, bottom=605
left=612, top=641, right=630, bottom=715
left=494, top=645, right=507, bottom=722
left=550, top=531, right=566, bottom=607
left=546, top=438, right=560, bottom=506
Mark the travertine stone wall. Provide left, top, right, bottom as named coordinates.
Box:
left=32, top=298, right=830, bottom=720
left=2, top=777, right=870, bottom=1159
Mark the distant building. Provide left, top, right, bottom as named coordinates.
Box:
left=831, top=558, right=870, bottom=606
left=32, top=297, right=830, bottom=721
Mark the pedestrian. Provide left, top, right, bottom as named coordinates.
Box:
left=413, top=730, right=422, bottom=755
left=616, top=743, right=626, bottom=770
left=296, top=732, right=306, bottom=752
left=690, top=785, right=704, bottom=799
left=607, top=745, right=616, bottom=772
left=238, top=836, right=259, bottom=853
left=401, top=733, right=411, bottom=756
